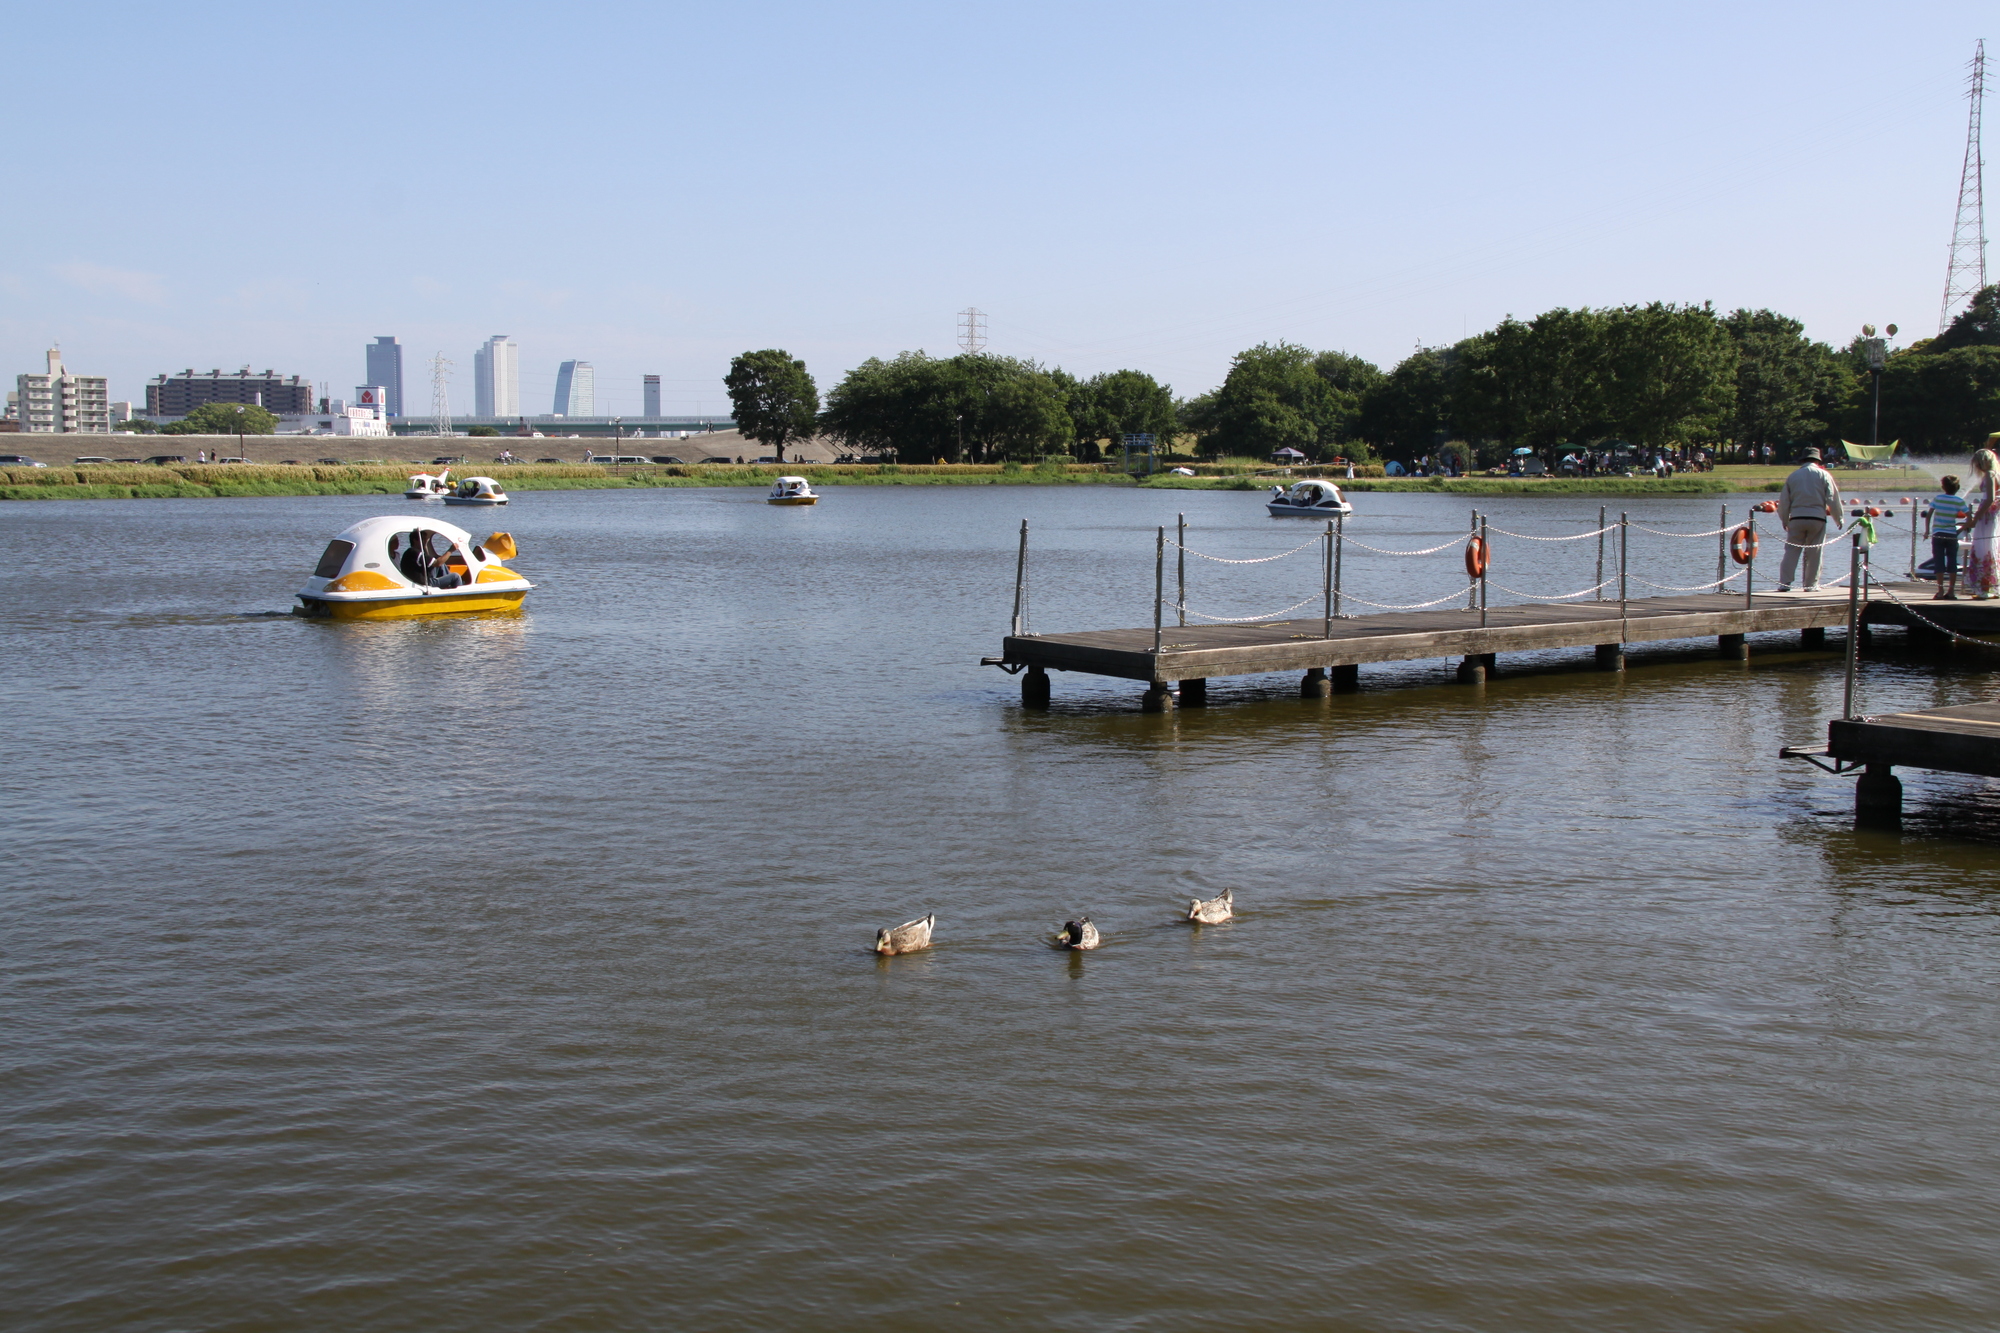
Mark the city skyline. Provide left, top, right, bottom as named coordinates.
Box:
left=472, top=334, right=519, bottom=418
left=4, top=3, right=1995, bottom=414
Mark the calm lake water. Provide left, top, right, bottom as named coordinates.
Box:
left=4, top=484, right=1999, bottom=1331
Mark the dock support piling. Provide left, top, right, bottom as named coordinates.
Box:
left=1856, top=763, right=1903, bottom=827
left=1142, top=681, right=1175, bottom=713
left=1179, top=677, right=1207, bottom=706
left=1802, top=626, right=1826, bottom=649
left=1301, top=666, right=1331, bottom=699
left=1456, top=654, right=1494, bottom=684
left=1594, top=643, right=1625, bottom=672
left=1332, top=663, right=1360, bottom=692
left=1022, top=665, right=1050, bottom=708
left=1719, top=632, right=1747, bottom=660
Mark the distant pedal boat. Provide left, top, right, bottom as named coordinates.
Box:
left=442, top=476, right=508, bottom=505
left=295, top=516, right=532, bottom=620
left=1267, top=479, right=1352, bottom=517
left=768, top=475, right=818, bottom=505
left=405, top=469, right=450, bottom=499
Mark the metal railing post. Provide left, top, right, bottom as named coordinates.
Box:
left=1716, top=504, right=1728, bottom=591
left=1843, top=532, right=1862, bottom=719
left=1322, top=519, right=1334, bottom=638
left=1744, top=514, right=1755, bottom=609
left=1909, top=500, right=1919, bottom=580
left=1467, top=510, right=1480, bottom=611
left=1153, top=526, right=1165, bottom=656
left=1596, top=504, right=1607, bottom=601
left=1334, top=511, right=1345, bottom=620
left=1478, top=512, right=1489, bottom=627
left=1176, top=512, right=1187, bottom=627
left=1011, top=519, right=1028, bottom=637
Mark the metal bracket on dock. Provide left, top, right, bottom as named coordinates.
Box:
left=980, top=657, right=1027, bottom=674
left=1779, top=743, right=1864, bottom=776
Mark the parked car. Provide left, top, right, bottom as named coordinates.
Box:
left=700, top=456, right=735, bottom=464
left=0, top=454, right=47, bottom=467
left=431, top=455, right=465, bottom=465
left=650, top=455, right=687, bottom=465
left=144, top=455, right=189, bottom=465
left=534, top=457, right=566, bottom=464
left=316, top=457, right=344, bottom=465
left=73, top=456, right=112, bottom=464
left=588, top=454, right=650, bottom=465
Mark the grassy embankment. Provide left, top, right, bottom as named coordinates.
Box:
left=1140, top=463, right=1939, bottom=496
left=0, top=460, right=1135, bottom=501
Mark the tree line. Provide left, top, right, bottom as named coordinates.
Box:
left=726, top=286, right=2000, bottom=465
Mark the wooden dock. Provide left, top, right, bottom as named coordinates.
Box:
left=1786, top=702, right=2000, bottom=826
left=993, top=583, right=1992, bottom=709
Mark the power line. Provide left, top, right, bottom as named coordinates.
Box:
left=1941, top=38, right=1989, bottom=334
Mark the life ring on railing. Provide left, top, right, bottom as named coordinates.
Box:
left=1729, top=524, right=1760, bottom=565
left=1464, top=535, right=1490, bottom=578
left=1752, top=500, right=1779, bottom=513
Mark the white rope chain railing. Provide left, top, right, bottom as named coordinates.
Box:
left=1167, top=535, right=1324, bottom=564
left=1338, top=588, right=1476, bottom=611
left=1340, top=535, right=1467, bottom=556
left=1483, top=524, right=1619, bottom=541
left=1485, top=577, right=1619, bottom=602
left=1166, top=594, right=1325, bottom=623
left=1628, top=522, right=1737, bottom=538
left=1628, top=571, right=1746, bottom=593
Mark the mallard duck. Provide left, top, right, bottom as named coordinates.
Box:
left=875, top=913, right=935, bottom=956
left=1054, top=917, right=1101, bottom=950
left=1186, top=888, right=1234, bottom=924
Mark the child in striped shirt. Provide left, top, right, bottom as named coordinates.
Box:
left=1928, top=476, right=1972, bottom=599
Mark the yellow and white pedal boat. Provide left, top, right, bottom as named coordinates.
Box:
left=295, top=516, right=533, bottom=620
left=767, top=475, right=818, bottom=505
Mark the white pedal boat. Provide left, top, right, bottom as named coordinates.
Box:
left=1267, top=479, right=1353, bottom=517
left=405, top=469, right=450, bottom=499
left=443, top=475, right=508, bottom=506
left=767, top=475, right=818, bottom=505
left=295, top=516, right=532, bottom=620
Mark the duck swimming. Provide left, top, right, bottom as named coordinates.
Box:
left=1054, top=917, right=1101, bottom=950
left=875, top=914, right=935, bottom=956
left=1186, top=889, right=1234, bottom=924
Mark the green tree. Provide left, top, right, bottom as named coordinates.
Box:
left=1200, top=342, right=1377, bottom=460
left=1599, top=302, right=1736, bottom=449
left=466, top=425, right=501, bottom=437
left=1455, top=309, right=1611, bottom=448
left=161, top=402, right=279, bottom=435
left=725, top=348, right=820, bottom=463
left=1875, top=345, right=2000, bottom=451
left=1066, top=369, right=1177, bottom=460
left=1719, top=309, right=1845, bottom=452
left=819, top=351, right=1072, bottom=463
left=1933, top=284, right=2000, bottom=353
left=1356, top=346, right=1460, bottom=461
left=112, top=418, right=157, bottom=433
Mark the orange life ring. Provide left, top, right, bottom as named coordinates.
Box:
left=1753, top=500, right=1779, bottom=513
left=1464, top=535, right=1490, bottom=578
left=1729, top=524, right=1759, bottom=565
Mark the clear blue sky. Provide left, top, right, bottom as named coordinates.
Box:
left=2, top=1, right=1991, bottom=415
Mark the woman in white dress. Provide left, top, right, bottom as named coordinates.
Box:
left=1965, top=444, right=2000, bottom=598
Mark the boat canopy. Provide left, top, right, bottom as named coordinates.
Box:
left=771, top=475, right=813, bottom=494
left=454, top=476, right=506, bottom=498
left=1281, top=479, right=1346, bottom=505
left=306, top=515, right=517, bottom=587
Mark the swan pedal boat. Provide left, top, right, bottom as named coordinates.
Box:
left=1267, top=479, right=1353, bottom=517
left=768, top=476, right=818, bottom=506
left=405, top=469, right=450, bottom=499
left=443, top=475, right=508, bottom=506
left=295, top=515, right=532, bottom=620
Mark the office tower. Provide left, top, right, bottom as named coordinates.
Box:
left=473, top=335, right=519, bottom=417
left=643, top=374, right=661, bottom=416
left=552, top=360, right=594, bottom=416
left=365, top=336, right=404, bottom=417
left=16, top=347, right=110, bottom=433
left=145, top=367, right=313, bottom=416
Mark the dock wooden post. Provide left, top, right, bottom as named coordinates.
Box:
left=1595, top=643, right=1625, bottom=671
left=1802, top=626, right=1826, bottom=648
left=1142, top=682, right=1175, bottom=712
left=1022, top=665, right=1050, bottom=708
left=1177, top=513, right=1187, bottom=628
left=1180, top=677, right=1207, bottom=706
left=1011, top=519, right=1029, bottom=637
left=1719, top=632, right=1747, bottom=660
left=1843, top=533, right=1862, bottom=719
left=1301, top=666, right=1331, bottom=698
left=1332, top=663, right=1359, bottom=692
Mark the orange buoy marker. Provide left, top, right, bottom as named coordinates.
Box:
left=1464, top=535, right=1490, bottom=578
left=1729, top=524, right=1759, bottom=565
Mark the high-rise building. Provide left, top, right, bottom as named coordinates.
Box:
left=145, top=367, right=314, bottom=416
left=16, top=347, right=110, bottom=433
left=365, top=337, right=404, bottom=417
left=553, top=360, right=594, bottom=416
left=473, top=335, right=519, bottom=417
left=643, top=374, right=661, bottom=416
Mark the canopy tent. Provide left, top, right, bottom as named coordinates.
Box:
left=1840, top=439, right=1900, bottom=462
left=1270, top=447, right=1308, bottom=460
left=1511, top=447, right=1534, bottom=455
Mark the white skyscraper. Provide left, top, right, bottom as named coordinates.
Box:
left=552, top=360, right=594, bottom=416
left=473, top=335, right=519, bottom=417
left=16, top=347, right=110, bottom=433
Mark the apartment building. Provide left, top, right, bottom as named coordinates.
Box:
left=16, top=347, right=111, bottom=433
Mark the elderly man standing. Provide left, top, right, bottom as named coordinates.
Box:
left=1775, top=446, right=1841, bottom=591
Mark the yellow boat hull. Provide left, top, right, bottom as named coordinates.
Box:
left=767, top=495, right=817, bottom=505
left=296, top=589, right=529, bottom=620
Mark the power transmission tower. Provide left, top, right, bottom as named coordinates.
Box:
left=430, top=352, right=454, bottom=437
left=957, top=307, right=987, bottom=355
left=1941, top=39, right=1989, bottom=334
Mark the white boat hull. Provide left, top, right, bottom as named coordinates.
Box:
left=1267, top=501, right=1353, bottom=517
